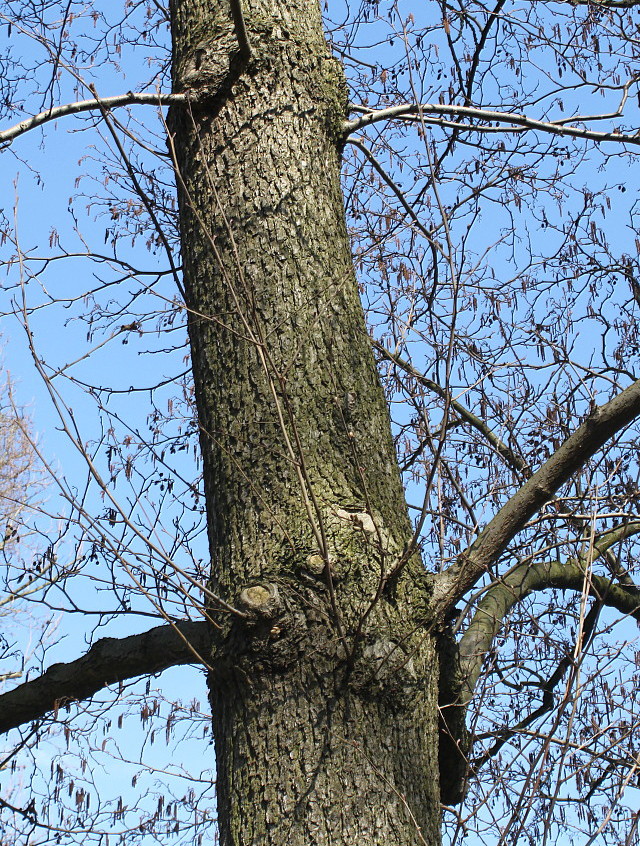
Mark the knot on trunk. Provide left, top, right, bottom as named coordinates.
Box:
left=237, top=583, right=282, bottom=622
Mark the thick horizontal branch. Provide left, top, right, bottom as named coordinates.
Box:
left=374, top=342, right=528, bottom=476
left=0, top=92, right=187, bottom=147
left=0, top=620, right=209, bottom=734
left=458, top=549, right=640, bottom=704
left=344, top=103, right=640, bottom=147
left=433, top=378, right=640, bottom=615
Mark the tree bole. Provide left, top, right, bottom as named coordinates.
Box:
left=168, top=0, right=444, bottom=841
left=210, top=590, right=441, bottom=845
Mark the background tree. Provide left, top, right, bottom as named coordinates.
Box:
left=0, top=366, right=43, bottom=678
left=0, top=361, right=48, bottom=828
left=2, top=0, right=640, bottom=844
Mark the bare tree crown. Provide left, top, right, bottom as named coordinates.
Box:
left=1, top=0, right=640, bottom=843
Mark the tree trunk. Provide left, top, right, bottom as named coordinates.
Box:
left=168, top=0, right=442, bottom=842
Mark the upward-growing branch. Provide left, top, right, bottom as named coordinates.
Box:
left=432, top=378, right=640, bottom=616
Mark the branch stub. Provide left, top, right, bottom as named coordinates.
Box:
left=237, top=583, right=282, bottom=620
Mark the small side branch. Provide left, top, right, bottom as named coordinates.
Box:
left=542, top=0, right=640, bottom=6
left=0, top=620, right=209, bottom=734
left=229, top=0, right=252, bottom=60
left=470, top=599, right=603, bottom=772
left=347, top=138, right=435, bottom=245
left=459, top=545, right=640, bottom=704
left=0, top=92, right=187, bottom=148
left=374, top=341, right=528, bottom=476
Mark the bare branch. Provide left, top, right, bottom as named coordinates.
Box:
left=469, top=599, right=603, bottom=773
left=458, top=525, right=640, bottom=704
left=344, top=101, right=640, bottom=147
left=539, top=0, right=640, bottom=6
left=0, top=621, right=209, bottom=735
left=347, top=137, right=438, bottom=249
left=374, top=341, right=528, bottom=476
left=229, top=0, right=252, bottom=59
left=433, top=378, right=640, bottom=614
left=0, top=92, right=187, bottom=148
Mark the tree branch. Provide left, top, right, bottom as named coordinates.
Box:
left=432, top=378, right=640, bottom=615
left=469, top=598, right=603, bottom=773
left=0, top=620, right=209, bottom=734
left=373, top=341, right=529, bottom=476
left=344, top=99, right=640, bottom=147
left=347, top=138, right=437, bottom=246
left=458, top=523, right=640, bottom=704
left=0, top=92, right=187, bottom=148
left=229, top=0, right=252, bottom=59
left=543, top=0, right=640, bottom=6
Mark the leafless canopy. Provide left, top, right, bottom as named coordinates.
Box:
left=1, top=0, right=640, bottom=843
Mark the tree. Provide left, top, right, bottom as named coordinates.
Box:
left=0, top=367, right=43, bottom=688
left=2, top=0, right=640, bottom=843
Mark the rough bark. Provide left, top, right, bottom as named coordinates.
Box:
left=167, top=0, right=444, bottom=842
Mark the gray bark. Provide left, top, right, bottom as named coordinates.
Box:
left=167, top=0, right=444, bottom=842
